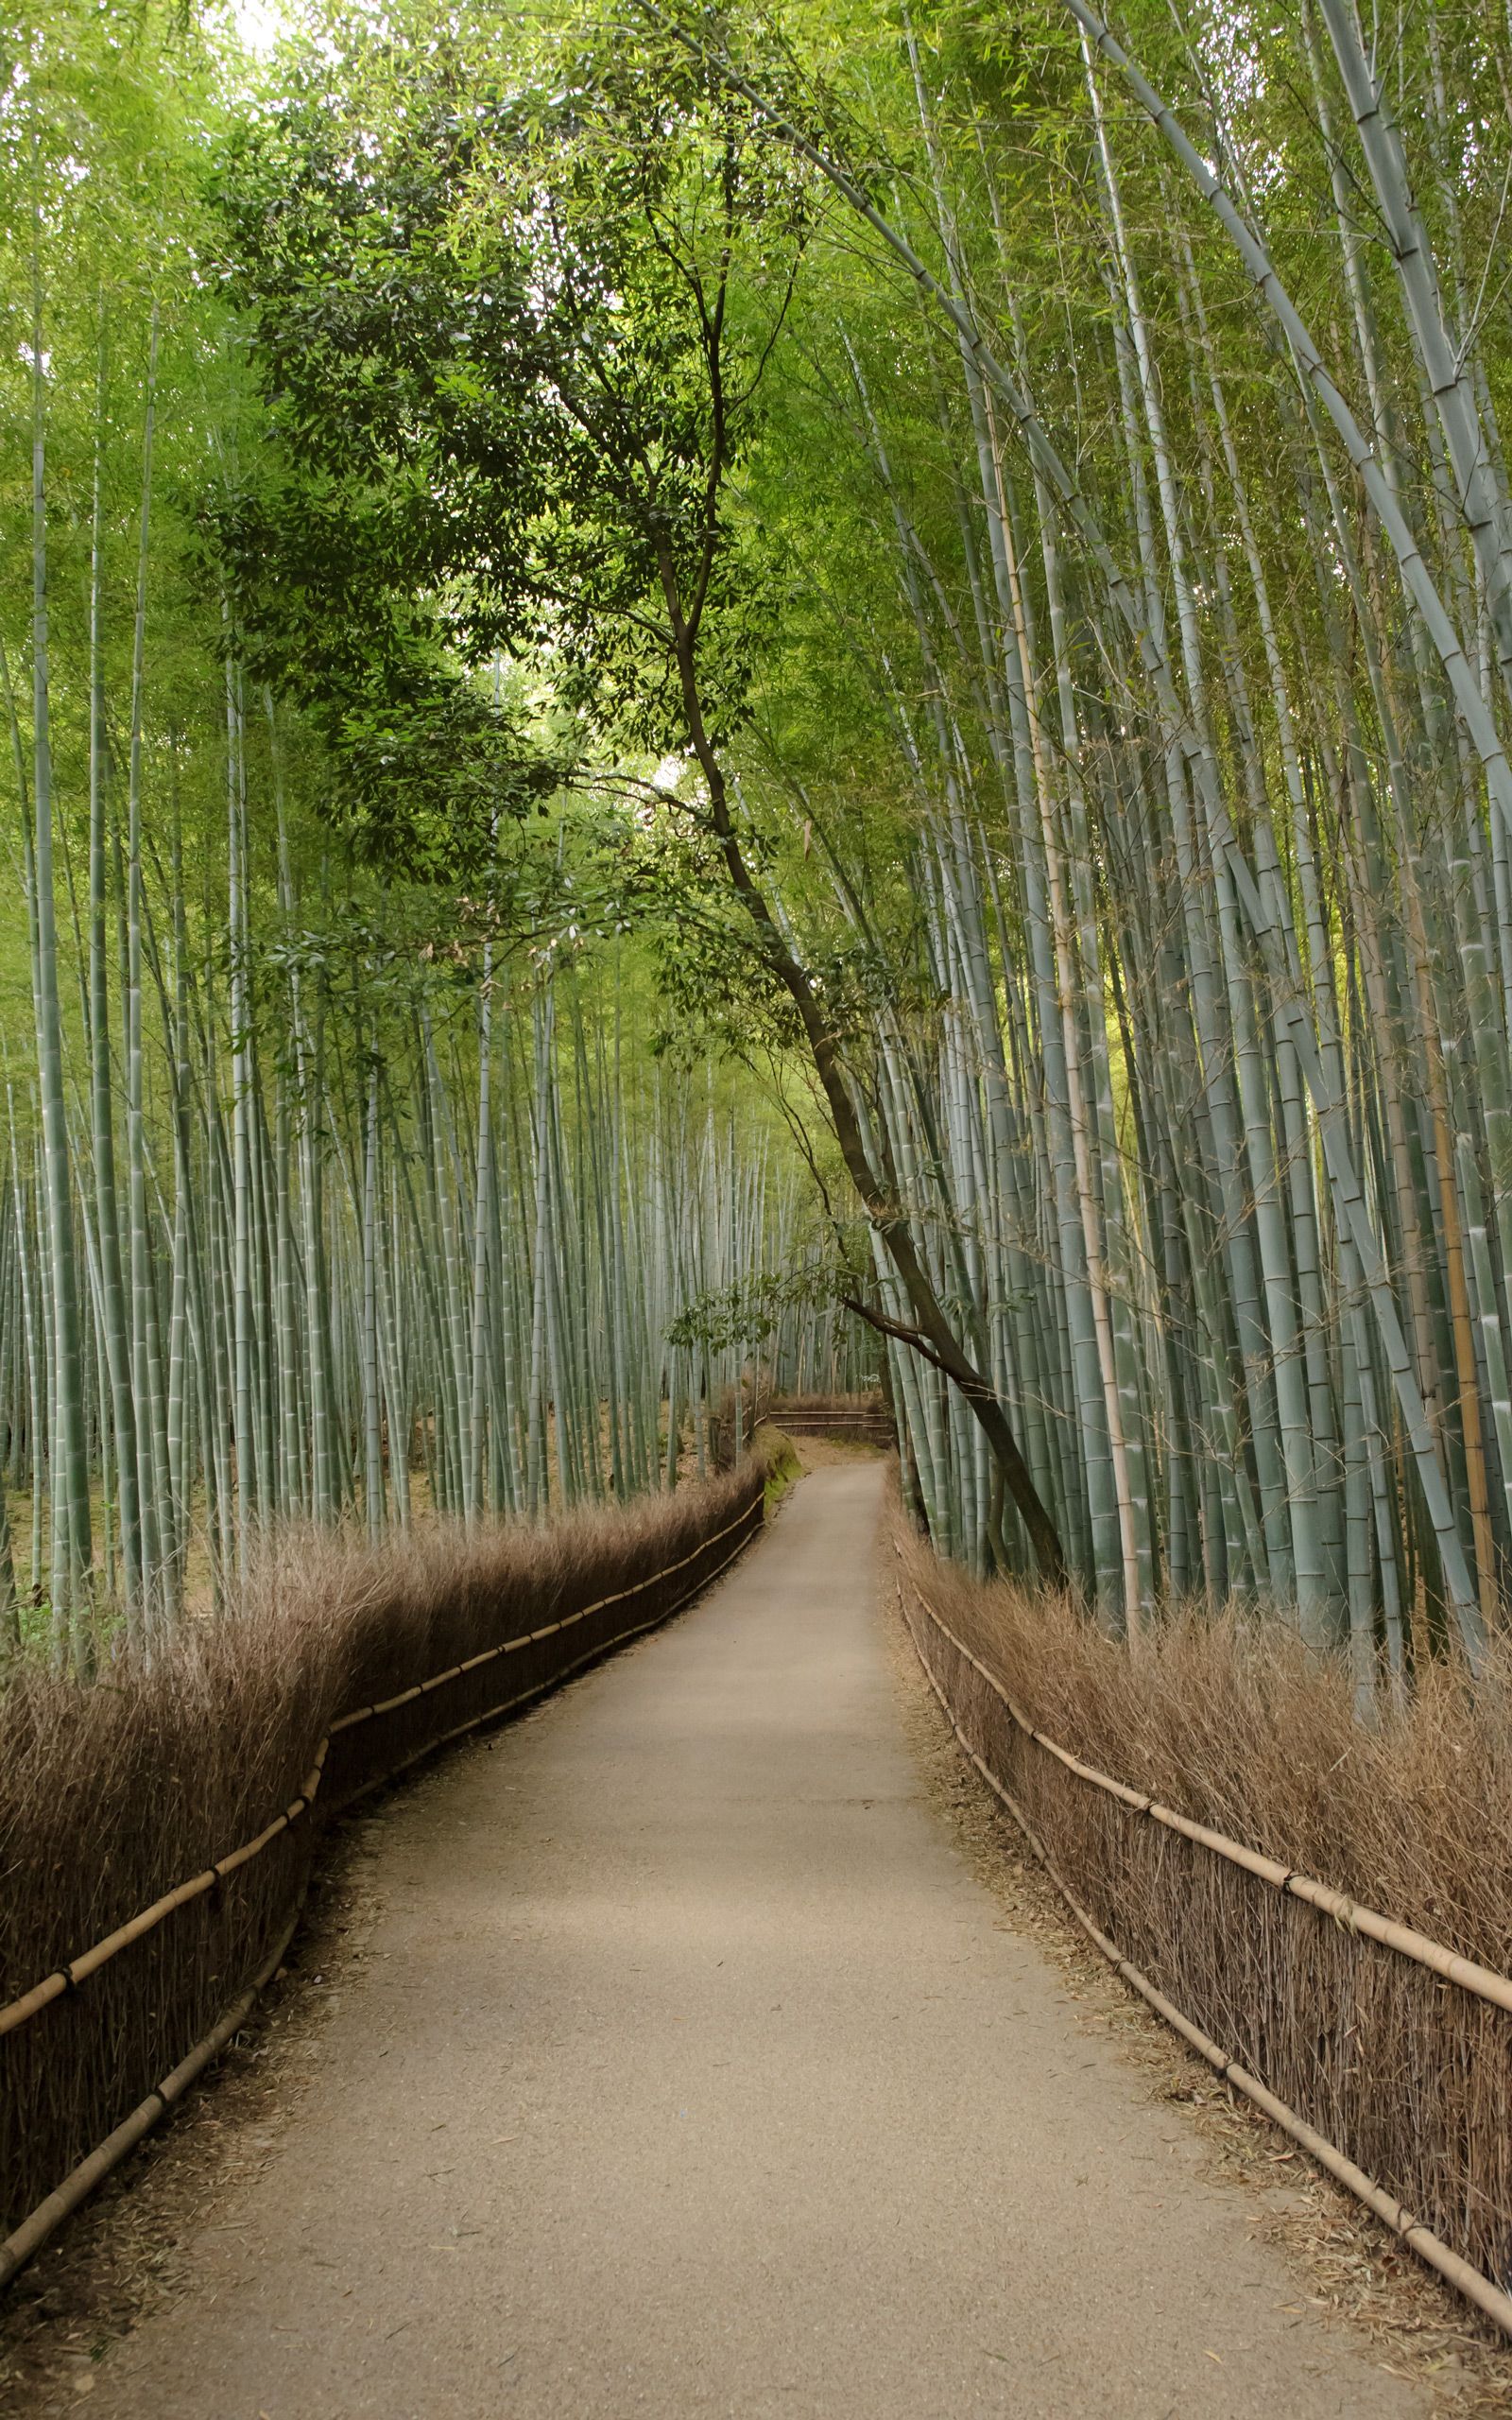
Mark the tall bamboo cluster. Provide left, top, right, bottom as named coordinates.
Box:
left=765, top=0, right=1512, bottom=1675
left=1, top=354, right=838, bottom=1666
left=0, top=7, right=880, bottom=1672
left=3, top=492, right=853, bottom=1654
left=20, top=0, right=1512, bottom=1686
left=0, top=853, right=850, bottom=1665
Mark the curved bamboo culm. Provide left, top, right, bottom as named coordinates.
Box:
left=0, top=1489, right=766, bottom=2290
left=896, top=1553, right=1512, bottom=2340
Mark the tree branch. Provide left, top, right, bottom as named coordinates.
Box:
left=839, top=1291, right=953, bottom=1380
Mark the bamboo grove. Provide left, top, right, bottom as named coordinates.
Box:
left=0, top=0, right=865, bottom=1668
left=758, top=0, right=1512, bottom=1684
left=9, top=0, right=1512, bottom=1694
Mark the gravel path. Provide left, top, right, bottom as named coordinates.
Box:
left=88, top=1463, right=1422, bottom=2418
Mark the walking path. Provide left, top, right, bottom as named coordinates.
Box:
left=89, top=1464, right=1421, bottom=2417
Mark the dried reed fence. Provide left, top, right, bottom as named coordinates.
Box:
left=893, top=1518, right=1512, bottom=2334
left=0, top=1456, right=772, bottom=2280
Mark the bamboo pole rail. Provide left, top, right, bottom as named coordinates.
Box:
left=899, top=1554, right=1512, bottom=2015
left=0, top=1907, right=303, bottom=2295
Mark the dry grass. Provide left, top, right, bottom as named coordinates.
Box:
left=894, top=1513, right=1512, bottom=2296
left=0, top=1459, right=768, bottom=2249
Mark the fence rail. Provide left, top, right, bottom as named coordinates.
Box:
left=896, top=1551, right=1512, bottom=2340
left=765, top=1406, right=895, bottom=1442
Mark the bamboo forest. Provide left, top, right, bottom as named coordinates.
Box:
left=8, top=0, right=1512, bottom=2394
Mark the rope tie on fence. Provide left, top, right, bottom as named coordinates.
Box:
left=894, top=1552, right=1512, bottom=2341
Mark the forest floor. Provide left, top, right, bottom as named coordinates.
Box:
left=3, top=1459, right=1504, bottom=2416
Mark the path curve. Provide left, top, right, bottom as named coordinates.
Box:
left=87, top=1465, right=1421, bottom=2417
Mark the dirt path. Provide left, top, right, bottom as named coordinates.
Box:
left=84, top=1464, right=1423, bottom=2418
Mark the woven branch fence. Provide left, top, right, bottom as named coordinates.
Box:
left=897, top=1556, right=1512, bottom=2338
left=0, top=1461, right=769, bottom=2286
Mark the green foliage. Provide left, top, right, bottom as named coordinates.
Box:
left=759, top=1429, right=804, bottom=1506
left=210, top=4, right=814, bottom=889
left=667, top=1260, right=852, bottom=1356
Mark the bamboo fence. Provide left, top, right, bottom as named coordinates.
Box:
left=0, top=1465, right=768, bottom=2287
left=897, top=1552, right=1512, bottom=2336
